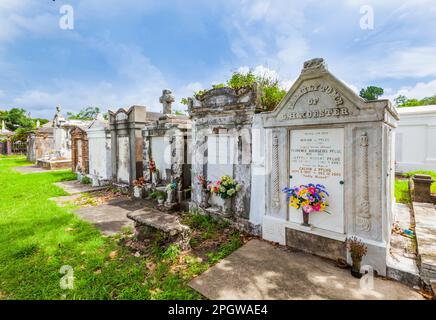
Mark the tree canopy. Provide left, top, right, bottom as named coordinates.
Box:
left=0, top=108, right=48, bottom=131
left=359, top=86, right=384, bottom=101
left=395, top=95, right=436, bottom=107
left=0, top=108, right=49, bottom=142
left=67, top=107, right=101, bottom=120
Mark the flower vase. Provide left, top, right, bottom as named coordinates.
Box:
left=302, top=208, right=310, bottom=227
left=351, top=257, right=362, bottom=279
left=222, top=197, right=233, bottom=216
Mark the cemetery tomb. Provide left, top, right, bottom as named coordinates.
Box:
left=261, top=58, right=398, bottom=276
left=86, top=113, right=112, bottom=186
left=188, top=85, right=261, bottom=230
left=109, top=105, right=161, bottom=186
left=70, top=126, right=89, bottom=174
left=142, top=89, right=192, bottom=206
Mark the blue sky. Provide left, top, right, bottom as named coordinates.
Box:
left=1, top=0, right=436, bottom=118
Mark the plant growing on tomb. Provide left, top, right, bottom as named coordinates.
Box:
left=156, top=190, right=166, bottom=204
left=347, top=236, right=368, bottom=278
left=282, top=184, right=330, bottom=226
left=81, top=176, right=92, bottom=185
left=180, top=69, right=287, bottom=111
left=208, top=175, right=241, bottom=199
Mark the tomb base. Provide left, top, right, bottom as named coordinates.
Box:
left=263, top=215, right=388, bottom=276
left=37, top=158, right=72, bottom=170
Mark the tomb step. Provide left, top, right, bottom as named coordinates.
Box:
left=127, top=208, right=191, bottom=250
left=386, top=203, right=420, bottom=287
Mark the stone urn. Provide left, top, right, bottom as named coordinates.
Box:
left=201, top=190, right=211, bottom=208
left=222, top=197, right=233, bottom=216
left=166, top=188, right=176, bottom=204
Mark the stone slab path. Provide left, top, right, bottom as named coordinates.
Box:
left=386, top=203, right=420, bottom=286
left=73, top=199, right=148, bottom=236
left=189, top=239, right=424, bottom=300
left=54, top=180, right=106, bottom=195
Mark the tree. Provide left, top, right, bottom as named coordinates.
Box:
left=1, top=108, right=34, bottom=131
left=395, top=94, right=436, bottom=107
left=394, top=95, right=408, bottom=106
left=359, top=86, right=384, bottom=101
left=67, top=107, right=101, bottom=120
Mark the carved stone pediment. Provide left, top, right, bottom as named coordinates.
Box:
left=276, top=78, right=361, bottom=123
left=261, top=58, right=400, bottom=127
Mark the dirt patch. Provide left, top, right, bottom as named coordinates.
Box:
left=72, top=188, right=128, bottom=207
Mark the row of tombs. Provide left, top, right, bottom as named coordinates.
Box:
left=27, top=59, right=399, bottom=276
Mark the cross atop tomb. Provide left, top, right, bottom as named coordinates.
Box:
left=159, top=89, right=175, bottom=114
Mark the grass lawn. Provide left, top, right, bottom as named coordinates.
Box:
left=0, top=156, right=242, bottom=300
left=395, top=170, right=436, bottom=204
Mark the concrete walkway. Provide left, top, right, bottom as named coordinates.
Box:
left=189, top=239, right=423, bottom=300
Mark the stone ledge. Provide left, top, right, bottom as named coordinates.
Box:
left=285, top=227, right=347, bottom=261
left=127, top=209, right=191, bottom=250
left=412, top=201, right=436, bottom=286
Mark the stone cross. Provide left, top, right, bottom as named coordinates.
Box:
left=36, top=120, right=40, bottom=128
left=1, top=120, right=5, bottom=132
left=159, top=89, right=175, bottom=114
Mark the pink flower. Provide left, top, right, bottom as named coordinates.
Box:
left=313, top=203, right=321, bottom=211
left=303, top=205, right=313, bottom=213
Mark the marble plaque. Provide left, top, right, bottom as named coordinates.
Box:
left=288, top=128, right=344, bottom=233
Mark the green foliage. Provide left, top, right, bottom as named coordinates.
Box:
left=395, top=95, right=436, bottom=107
left=395, top=170, right=436, bottom=204
left=359, top=86, right=384, bottom=101
left=180, top=69, right=287, bottom=111
left=0, top=108, right=36, bottom=131
left=212, top=83, right=225, bottom=89
left=207, top=231, right=242, bottom=265
left=0, top=157, right=206, bottom=300
left=80, top=176, right=92, bottom=185
left=67, top=107, right=101, bottom=120
left=226, top=71, right=257, bottom=90
left=403, top=170, right=436, bottom=193
left=173, top=110, right=186, bottom=116
left=180, top=98, right=190, bottom=106
left=11, top=128, right=31, bottom=142
left=156, top=190, right=166, bottom=200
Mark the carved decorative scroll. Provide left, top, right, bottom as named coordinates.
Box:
left=357, top=132, right=371, bottom=232
left=271, top=132, right=280, bottom=208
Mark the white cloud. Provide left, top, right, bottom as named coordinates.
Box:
left=364, top=47, right=436, bottom=79
left=385, top=79, right=436, bottom=101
